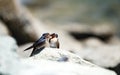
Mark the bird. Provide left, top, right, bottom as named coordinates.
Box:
left=24, top=33, right=51, bottom=57
left=49, top=33, right=60, bottom=48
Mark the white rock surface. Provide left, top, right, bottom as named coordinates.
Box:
left=20, top=59, right=116, bottom=75
left=0, top=36, right=117, bottom=75
left=30, top=48, right=96, bottom=67
left=78, top=45, right=120, bottom=67
left=0, top=35, right=21, bottom=75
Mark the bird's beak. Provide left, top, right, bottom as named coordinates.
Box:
left=47, top=35, right=52, bottom=39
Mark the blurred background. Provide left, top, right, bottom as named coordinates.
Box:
left=21, top=0, right=120, bottom=35
left=0, top=0, right=120, bottom=75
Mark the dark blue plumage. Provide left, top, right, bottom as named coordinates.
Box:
left=24, top=33, right=50, bottom=57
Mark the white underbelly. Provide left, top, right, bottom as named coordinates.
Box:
left=50, top=43, right=57, bottom=48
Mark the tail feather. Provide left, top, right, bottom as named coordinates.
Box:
left=29, top=48, right=36, bottom=57
left=24, top=45, right=33, bottom=51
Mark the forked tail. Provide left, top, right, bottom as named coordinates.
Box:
left=24, top=45, right=33, bottom=51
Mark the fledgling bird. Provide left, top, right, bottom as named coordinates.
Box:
left=24, top=33, right=51, bottom=57
left=49, top=33, right=60, bottom=48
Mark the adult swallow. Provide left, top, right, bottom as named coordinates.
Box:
left=49, top=33, right=60, bottom=48
left=24, top=33, right=51, bottom=57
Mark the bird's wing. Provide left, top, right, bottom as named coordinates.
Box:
left=33, top=36, right=46, bottom=47
left=29, top=47, right=36, bottom=57
left=24, top=36, right=45, bottom=51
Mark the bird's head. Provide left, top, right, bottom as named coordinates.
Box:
left=50, top=33, right=58, bottom=39
left=42, top=33, right=51, bottom=38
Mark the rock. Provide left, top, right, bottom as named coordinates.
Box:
left=49, top=33, right=120, bottom=75
left=21, top=48, right=116, bottom=75
left=83, top=38, right=105, bottom=48
left=0, top=0, right=49, bottom=45
left=0, top=21, right=9, bottom=35
left=0, top=35, right=21, bottom=75
left=77, top=44, right=120, bottom=75
left=0, top=39, right=116, bottom=75
left=59, top=24, right=114, bottom=42
left=109, top=36, right=120, bottom=45
left=78, top=45, right=120, bottom=68
left=30, top=48, right=96, bottom=66
left=20, top=59, right=116, bottom=75
left=57, top=31, right=83, bottom=51
left=18, top=46, right=93, bottom=66
left=20, top=48, right=116, bottom=75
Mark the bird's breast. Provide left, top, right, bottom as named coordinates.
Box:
left=50, top=38, right=58, bottom=43
left=50, top=38, right=58, bottom=48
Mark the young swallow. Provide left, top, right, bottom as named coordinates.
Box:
left=49, top=33, right=60, bottom=48
left=24, top=33, right=51, bottom=57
